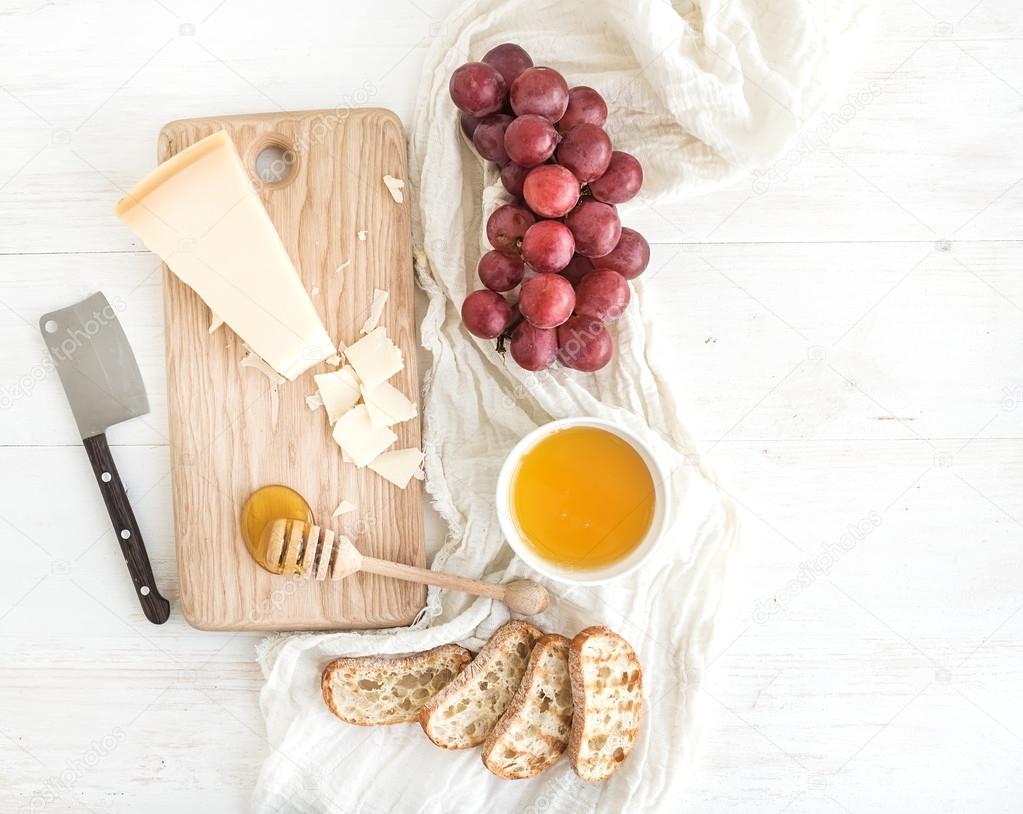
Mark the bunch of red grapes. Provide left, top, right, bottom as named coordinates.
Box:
left=452, top=43, right=648, bottom=373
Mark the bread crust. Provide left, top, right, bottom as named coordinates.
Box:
left=481, top=633, right=573, bottom=779
left=321, top=644, right=472, bottom=726
left=419, top=620, right=543, bottom=749
left=567, top=625, right=643, bottom=782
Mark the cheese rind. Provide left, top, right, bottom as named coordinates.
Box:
left=114, top=130, right=335, bottom=380
left=361, top=381, right=417, bottom=428
left=314, top=365, right=361, bottom=425
left=343, top=327, right=404, bottom=391
left=368, top=448, right=425, bottom=489
left=331, top=404, right=397, bottom=467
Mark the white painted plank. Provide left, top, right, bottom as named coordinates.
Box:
left=637, top=240, right=1023, bottom=443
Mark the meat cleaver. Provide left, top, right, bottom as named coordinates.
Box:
left=40, top=292, right=170, bottom=624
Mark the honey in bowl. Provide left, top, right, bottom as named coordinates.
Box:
left=510, top=426, right=656, bottom=571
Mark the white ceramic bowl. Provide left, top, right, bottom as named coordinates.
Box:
left=496, top=417, right=669, bottom=585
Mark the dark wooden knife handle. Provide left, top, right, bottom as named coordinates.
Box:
left=83, top=433, right=171, bottom=624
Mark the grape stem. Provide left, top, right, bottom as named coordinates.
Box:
left=495, top=314, right=525, bottom=355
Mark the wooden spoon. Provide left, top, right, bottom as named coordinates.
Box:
left=256, top=518, right=550, bottom=616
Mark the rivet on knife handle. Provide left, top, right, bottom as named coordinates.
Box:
left=83, top=433, right=170, bottom=624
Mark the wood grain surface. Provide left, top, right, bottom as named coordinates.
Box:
left=160, top=109, right=425, bottom=630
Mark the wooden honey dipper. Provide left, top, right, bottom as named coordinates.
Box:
left=257, top=518, right=550, bottom=616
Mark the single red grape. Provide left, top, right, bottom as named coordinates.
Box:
left=477, top=250, right=525, bottom=292
left=449, top=62, right=507, bottom=117
left=486, top=204, right=536, bottom=253
left=459, top=112, right=479, bottom=140
left=555, top=123, right=612, bottom=182
left=504, top=114, right=558, bottom=167
left=589, top=150, right=643, bottom=204
left=519, top=273, right=576, bottom=328
left=521, top=220, right=575, bottom=274
left=500, top=162, right=530, bottom=197
left=509, top=67, right=569, bottom=122
left=461, top=289, right=515, bottom=339
left=557, top=315, right=614, bottom=371
left=509, top=321, right=558, bottom=371
left=560, top=254, right=594, bottom=287
left=522, top=164, right=580, bottom=218
left=472, top=113, right=513, bottom=164
left=575, top=269, right=631, bottom=322
left=591, top=227, right=650, bottom=279
left=482, top=43, right=533, bottom=86
left=564, top=199, right=622, bottom=258
left=558, top=86, right=608, bottom=133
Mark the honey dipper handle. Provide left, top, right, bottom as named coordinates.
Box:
left=358, top=557, right=549, bottom=615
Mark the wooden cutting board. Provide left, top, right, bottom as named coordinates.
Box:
left=160, top=109, right=426, bottom=631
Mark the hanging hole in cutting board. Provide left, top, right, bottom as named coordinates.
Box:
left=254, top=142, right=296, bottom=186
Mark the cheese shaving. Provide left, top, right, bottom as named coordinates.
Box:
left=335, top=260, right=352, bottom=274
left=325, top=354, right=342, bottom=367
left=305, top=392, right=323, bottom=411
left=357, top=230, right=367, bottom=241
left=332, top=499, right=357, bottom=518
left=331, top=404, right=397, bottom=467
left=368, top=448, right=425, bottom=489
left=343, top=326, right=403, bottom=391
left=361, top=381, right=417, bottom=428
left=314, top=365, right=361, bottom=424
left=240, top=346, right=285, bottom=386
left=239, top=346, right=284, bottom=429
left=360, top=289, right=389, bottom=335
left=382, top=175, right=405, bottom=203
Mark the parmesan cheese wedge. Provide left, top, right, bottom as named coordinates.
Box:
left=361, top=288, right=389, bottom=335
left=343, top=327, right=403, bottom=391
left=332, top=499, right=357, bottom=518
left=361, top=381, right=417, bottom=428
left=368, top=448, right=425, bottom=489
left=114, top=131, right=335, bottom=380
left=314, top=365, right=361, bottom=425
left=331, top=404, right=397, bottom=467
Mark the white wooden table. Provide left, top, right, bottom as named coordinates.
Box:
left=2, top=1, right=1021, bottom=811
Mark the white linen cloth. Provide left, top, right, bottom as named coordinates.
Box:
left=253, top=1, right=872, bottom=811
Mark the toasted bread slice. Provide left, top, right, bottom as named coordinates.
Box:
left=321, top=644, right=472, bottom=726
left=568, top=626, right=643, bottom=781
left=482, top=634, right=573, bottom=779
left=419, top=620, right=543, bottom=749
